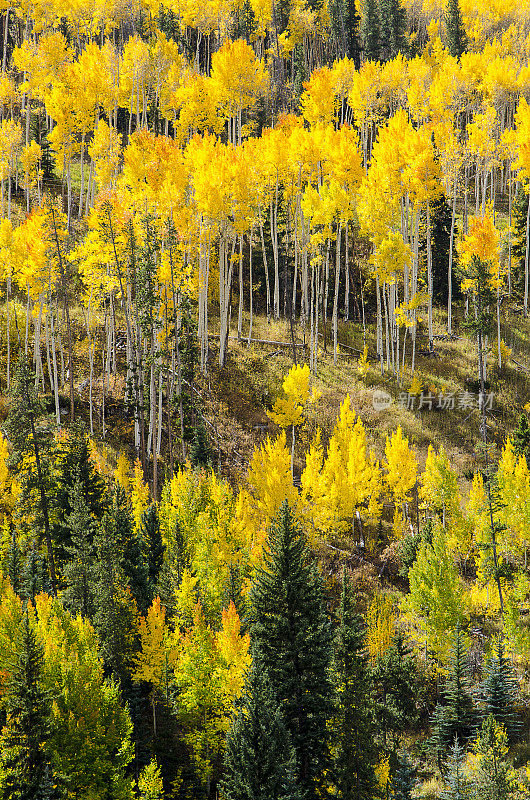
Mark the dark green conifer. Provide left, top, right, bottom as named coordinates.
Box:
left=334, top=572, right=379, bottom=800
left=0, top=613, right=52, bottom=800
left=371, top=628, right=417, bottom=748
left=390, top=751, right=415, bottom=800
left=220, top=667, right=302, bottom=800
left=430, top=628, right=476, bottom=768
left=140, top=504, right=164, bottom=601
left=445, top=0, right=467, bottom=60
left=249, top=501, right=334, bottom=800
left=379, top=0, right=407, bottom=60
left=62, top=471, right=97, bottom=619
left=440, top=738, right=472, bottom=800
left=361, top=0, right=381, bottom=61
left=513, top=413, right=530, bottom=462
left=4, top=530, right=21, bottom=594
left=190, top=421, right=211, bottom=468
left=21, top=544, right=49, bottom=606
left=480, top=638, right=520, bottom=742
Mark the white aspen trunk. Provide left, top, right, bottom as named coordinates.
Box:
left=448, top=175, right=457, bottom=335
left=426, top=204, right=433, bottom=353
left=248, top=227, right=253, bottom=345
left=50, top=312, right=61, bottom=427
left=524, top=192, right=530, bottom=316
left=332, top=222, right=341, bottom=365
left=237, top=234, right=243, bottom=340
left=344, top=222, right=349, bottom=320
left=259, top=214, right=271, bottom=321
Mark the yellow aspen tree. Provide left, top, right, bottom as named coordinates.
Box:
left=384, top=426, right=418, bottom=526
left=134, top=597, right=173, bottom=735
left=246, top=432, right=298, bottom=525
left=366, top=595, right=396, bottom=665
left=267, top=363, right=318, bottom=475
left=132, top=458, right=150, bottom=531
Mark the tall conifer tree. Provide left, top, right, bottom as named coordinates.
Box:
left=249, top=502, right=334, bottom=799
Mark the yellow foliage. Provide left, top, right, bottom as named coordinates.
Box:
left=366, top=595, right=396, bottom=664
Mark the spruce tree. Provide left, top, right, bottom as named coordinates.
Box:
left=139, top=504, right=164, bottom=601
left=390, top=751, right=415, bottom=800
left=371, top=629, right=417, bottom=749
left=430, top=628, right=476, bottom=768
left=379, top=0, right=407, bottom=61
left=361, top=0, right=381, bottom=61
left=21, top=544, right=50, bottom=606
left=473, top=716, right=515, bottom=800
left=445, top=0, right=467, bottom=60
left=4, top=530, right=21, bottom=594
left=0, top=613, right=52, bottom=800
left=440, top=738, right=472, bottom=800
left=334, top=573, right=379, bottom=800
left=249, top=502, right=334, bottom=800
left=5, top=357, right=57, bottom=596
left=53, top=424, right=107, bottom=566
left=513, top=413, right=530, bottom=461
left=480, top=638, right=520, bottom=742
left=112, top=486, right=150, bottom=616
left=221, top=667, right=302, bottom=800
left=62, top=471, right=97, bottom=619
left=190, top=421, right=211, bottom=468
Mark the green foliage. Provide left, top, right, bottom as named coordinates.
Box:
left=379, top=0, right=408, bottom=61
left=440, top=738, right=472, bottom=800
left=480, top=638, right=520, bottom=742
left=0, top=612, right=52, bottom=800
left=190, top=422, right=211, bottom=468
left=221, top=667, right=302, bottom=800
left=472, top=716, right=516, bottom=800
left=512, top=413, right=530, bottom=462
left=249, top=501, right=334, bottom=800
left=430, top=628, right=476, bottom=767
left=361, top=0, right=381, bottom=61
left=62, top=471, right=97, bottom=618
left=445, top=0, right=467, bottom=59
left=138, top=759, right=164, bottom=800
left=334, top=572, right=380, bottom=800
left=405, top=525, right=464, bottom=658
left=371, top=628, right=418, bottom=749
left=4, top=530, right=21, bottom=594
left=390, top=751, right=415, bottom=800
left=140, top=504, right=164, bottom=602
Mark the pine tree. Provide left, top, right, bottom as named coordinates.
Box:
left=140, top=504, right=164, bottom=601
left=21, top=544, right=49, bottom=606
left=513, top=414, right=530, bottom=461
left=190, top=421, right=211, bottom=468
left=430, top=628, right=476, bottom=768
left=53, top=424, right=107, bottom=566
left=112, top=486, right=150, bottom=616
left=371, top=629, right=417, bottom=749
left=221, top=667, right=302, bottom=800
left=0, top=612, right=52, bottom=800
left=5, top=357, right=57, bottom=596
left=390, top=751, right=415, bottom=800
left=379, top=0, right=407, bottom=61
left=249, top=501, right=334, bottom=799
left=473, top=716, right=515, bottom=800
left=4, top=530, right=21, bottom=594
left=445, top=0, right=467, bottom=60
left=440, top=738, right=472, bottom=800
left=62, top=471, right=97, bottom=619
left=334, top=572, right=379, bottom=800
left=361, top=0, right=381, bottom=61
left=480, top=638, right=520, bottom=742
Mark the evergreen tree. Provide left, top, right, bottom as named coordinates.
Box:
left=5, top=357, right=57, bottom=596
left=329, top=0, right=361, bottom=66
left=0, top=613, right=52, bottom=800
left=473, top=716, right=515, bottom=800
left=390, top=751, right=415, bottom=800
left=379, top=0, right=407, bottom=61
left=371, top=629, right=417, bottom=748
left=440, top=738, right=472, bottom=800
left=21, top=544, right=50, bottom=607
left=4, top=530, right=21, bottom=594
left=140, top=504, right=164, bottom=601
left=480, top=638, right=520, bottom=742
left=361, top=0, right=381, bottom=61
left=249, top=502, right=334, bottom=800
left=421, top=195, right=462, bottom=306
left=334, top=572, right=379, bottom=800
left=430, top=628, right=476, bottom=768
left=53, top=424, right=107, bottom=566
left=190, top=421, right=211, bottom=468
left=512, top=413, right=530, bottom=462
left=221, top=667, right=302, bottom=800
left=92, top=513, right=138, bottom=682
left=62, top=471, right=97, bottom=619
left=112, top=486, right=150, bottom=615
left=445, top=0, right=467, bottom=60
